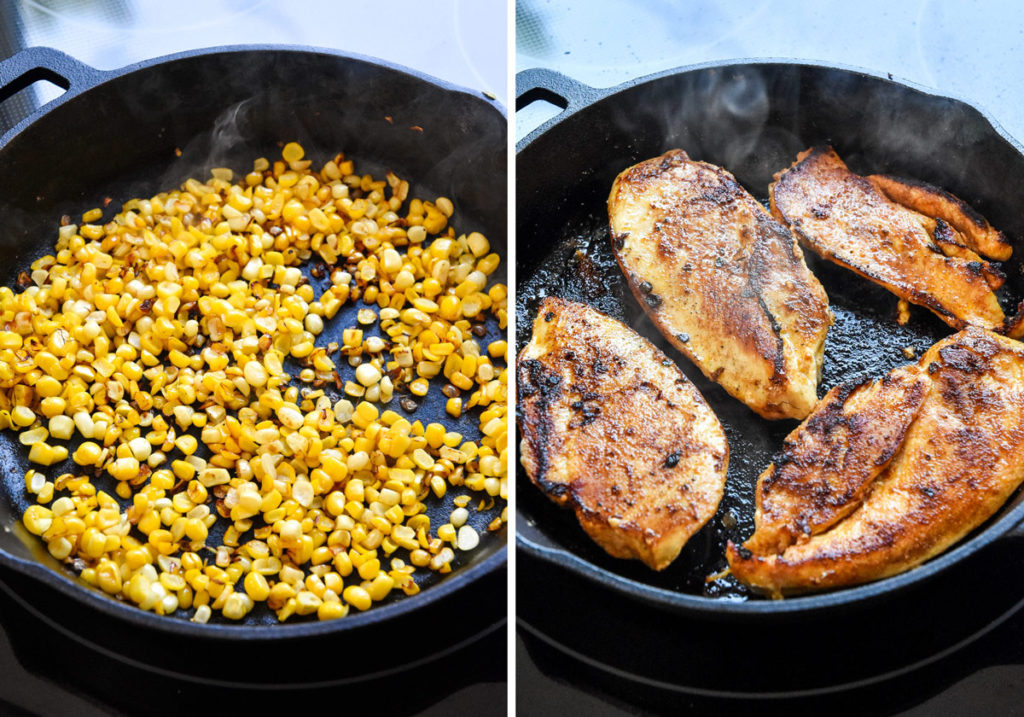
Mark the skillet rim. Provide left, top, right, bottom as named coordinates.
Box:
left=514, top=57, right=1024, bottom=617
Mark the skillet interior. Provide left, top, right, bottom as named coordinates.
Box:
left=0, top=47, right=508, bottom=632
left=516, top=62, right=1024, bottom=611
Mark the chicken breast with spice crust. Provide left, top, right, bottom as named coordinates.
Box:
left=771, top=146, right=1007, bottom=331
left=608, top=150, right=831, bottom=420
left=517, top=297, right=728, bottom=570
left=728, top=328, right=1024, bottom=594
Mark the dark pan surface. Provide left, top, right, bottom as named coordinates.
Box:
left=0, top=46, right=507, bottom=635
left=516, top=61, right=1024, bottom=614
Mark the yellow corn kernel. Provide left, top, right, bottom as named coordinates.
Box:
left=2, top=143, right=509, bottom=623
left=282, top=142, right=305, bottom=163
left=48, top=415, right=74, bottom=440
left=342, top=585, right=372, bottom=611
left=23, top=505, right=53, bottom=535
left=11, top=406, right=35, bottom=428
left=445, top=397, right=462, bottom=418
left=28, top=442, right=68, bottom=466
left=244, top=571, right=271, bottom=601
left=488, top=340, right=507, bottom=359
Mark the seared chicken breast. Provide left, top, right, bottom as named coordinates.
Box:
left=728, top=328, right=1024, bottom=594
left=868, top=173, right=1011, bottom=261
left=517, top=297, right=729, bottom=570
left=771, top=147, right=1006, bottom=331
left=743, top=364, right=931, bottom=557
left=608, top=150, right=832, bottom=420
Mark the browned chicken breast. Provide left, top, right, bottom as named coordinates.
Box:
left=608, top=150, right=832, bottom=420
left=770, top=147, right=1006, bottom=331
left=517, top=297, right=729, bottom=570
left=868, top=174, right=1011, bottom=261
left=728, top=327, right=1024, bottom=594
left=743, top=364, right=931, bottom=557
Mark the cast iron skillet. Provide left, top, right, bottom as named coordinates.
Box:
left=516, top=60, right=1024, bottom=618
left=0, top=45, right=507, bottom=654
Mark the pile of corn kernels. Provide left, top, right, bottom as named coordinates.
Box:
left=1, top=142, right=507, bottom=622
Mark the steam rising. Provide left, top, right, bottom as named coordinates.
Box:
left=164, top=97, right=258, bottom=187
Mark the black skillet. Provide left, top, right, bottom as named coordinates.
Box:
left=515, top=60, right=1024, bottom=619
left=0, top=45, right=507, bottom=682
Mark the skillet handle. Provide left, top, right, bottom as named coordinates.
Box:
left=0, top=46, right=104, bottom=116
left=516, top=68, right=604, bottom=131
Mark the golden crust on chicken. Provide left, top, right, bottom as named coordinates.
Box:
left=608, top=150, right=832, bottom=420
left=729, top=328, right=1024, bottom=594
left=517, top=297, right=728, bottom=570
left=770, top=146, right=1006, bottom=331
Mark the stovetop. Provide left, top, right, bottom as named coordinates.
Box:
left=0, top=564, right=506, bottom=716
left=0, top=2, right=508, bottom=715
left=516, top=1, right=1024, bottom=713
left=517, top=535, right=1024, bottom=715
